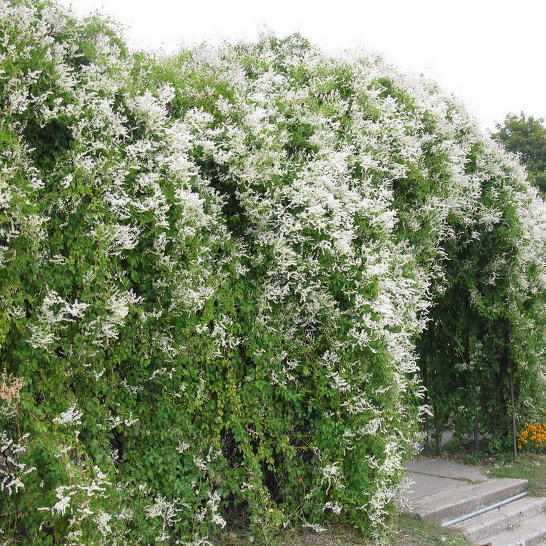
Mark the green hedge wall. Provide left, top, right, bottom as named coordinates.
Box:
left=1, top=1, right=545, bottom=544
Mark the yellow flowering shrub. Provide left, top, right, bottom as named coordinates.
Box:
left=518, top=423, right=546, bottom=452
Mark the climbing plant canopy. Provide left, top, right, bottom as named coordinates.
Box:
left=1, top=1, right=545, bottom=543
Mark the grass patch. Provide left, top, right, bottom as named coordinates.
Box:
left=216, top=525, right=366, bottom=546
left=393, top=513, right=472, bottom=546
left=216, top=515, right=472, bottom=545
left=487, top=454, right=546, bottom=496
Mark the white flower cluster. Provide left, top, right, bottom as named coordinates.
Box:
left=0, top=432, right=34, bottom=495
left=52, top=404, right=83, bottom=427
left=37, top=466, right=114, bottom=536
left=28, top=290, right=90, bottom=350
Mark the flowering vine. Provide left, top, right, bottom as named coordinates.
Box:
left=1, top=2, right=545, bottom=544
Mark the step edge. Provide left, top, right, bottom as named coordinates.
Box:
left=417, top=483, right=529, bottom=521
left=461, top=500, right=546, bottom=542
left=481, top=527, right=546, bottom=546
left=479, top=512, right=546, bottom=545
left=460, top=496, right=546, bottom=534
left=417, top=478, right=529, bottom=509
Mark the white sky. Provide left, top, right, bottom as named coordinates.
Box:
left=58, top=0, right=546, bottom=131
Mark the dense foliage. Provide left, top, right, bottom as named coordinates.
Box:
left=492, top=112, right=546, bottom=195
left=1, top=1, right=545, bottom=544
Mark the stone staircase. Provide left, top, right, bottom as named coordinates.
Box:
left=406, top=460, right=546, bottom=546
left=458, top=496, right=546, bottom=545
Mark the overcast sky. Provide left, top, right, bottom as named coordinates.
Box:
left=58, top=0, right=546, bottom=131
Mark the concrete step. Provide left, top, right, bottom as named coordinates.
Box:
left=454, top=496, right=546, bottom=543
left=479, top=511, right=546, bottom=545
left=415, top=478, right=528, bottom=523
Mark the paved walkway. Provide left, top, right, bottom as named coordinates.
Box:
left=404, top=458, right=489, bottom=505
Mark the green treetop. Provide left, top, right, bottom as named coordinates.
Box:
left=492, top=113, right=546, bottom=195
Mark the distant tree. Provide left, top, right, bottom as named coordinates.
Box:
left=492, top=113, right=546, bottom=195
